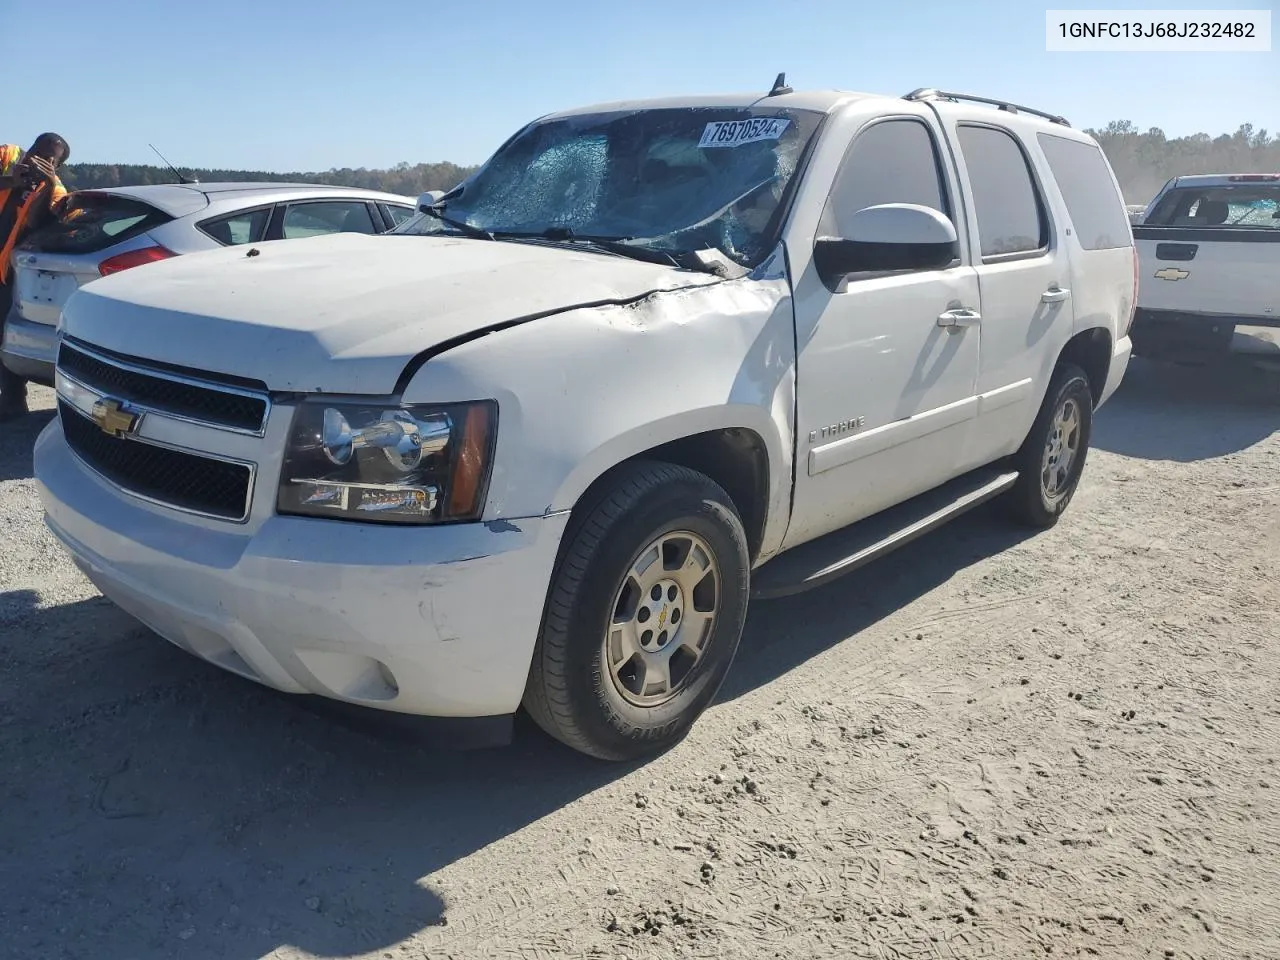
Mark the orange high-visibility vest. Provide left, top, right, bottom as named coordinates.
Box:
left=0, top=143, right=70, bottom=285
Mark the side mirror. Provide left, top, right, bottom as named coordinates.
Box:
left=814, top=203, right=959, bottom=284
left=416, top=189, right=445, bottom=212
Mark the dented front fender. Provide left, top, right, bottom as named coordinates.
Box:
left=400, top=269, right=797, bottom=559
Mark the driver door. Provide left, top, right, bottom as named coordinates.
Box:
left=783, top=115, right=982, bottom=549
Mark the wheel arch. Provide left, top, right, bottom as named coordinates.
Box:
left=552, top=410, right=786, bottom=566
left=1057, top=326, right=1113, bottom=407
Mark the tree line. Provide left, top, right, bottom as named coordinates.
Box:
left=56, top=123, right=1279, bottom=205
left=1088, top=122, right=1279, bottom=203
left=59, top=160, right=478, bottom=197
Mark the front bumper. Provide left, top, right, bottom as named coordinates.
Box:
left=1, top=310, right=57, bottom=385
left=35, top=418, right=569, bottom=719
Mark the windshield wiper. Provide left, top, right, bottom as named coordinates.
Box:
left=493, top=226, right=642, bottom=250
left=492, top=226, right=726, bottom=274
left=420, top=204, right=495, bottom=241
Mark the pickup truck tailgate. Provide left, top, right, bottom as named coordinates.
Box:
left=1135, top=226, right=1278, bottom=318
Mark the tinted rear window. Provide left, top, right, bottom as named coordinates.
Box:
left=20, top=192, right=173, bottom=254
left=955, top=125, right=1047, bottom=258
left=1143, top=182, right=1280, bottom=229
left=1037, top=134, right=1131, bottom=250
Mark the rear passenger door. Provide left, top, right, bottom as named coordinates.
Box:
left=941, top=119, right=1077, bottom=470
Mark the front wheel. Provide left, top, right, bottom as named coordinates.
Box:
left=1006, top=363, right=1094, bottom=528
left=522, top=461, right=751, bottom=761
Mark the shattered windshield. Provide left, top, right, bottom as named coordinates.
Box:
left=392, top=106, right=824, bottom=269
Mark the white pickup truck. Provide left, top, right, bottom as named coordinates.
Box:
left=35, top=82, right=1136, bottom=761
left=1131, top=173, right=1280, bottom=362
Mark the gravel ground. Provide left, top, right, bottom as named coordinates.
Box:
left=2, top=359, right=1278, bottom=960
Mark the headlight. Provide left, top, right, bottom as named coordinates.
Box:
left=277, top=399, right=497, bottom=524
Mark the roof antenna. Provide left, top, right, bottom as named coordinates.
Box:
left=148, top=143, right=196, bottom=185
left=767, top=72, right=792, bottom=97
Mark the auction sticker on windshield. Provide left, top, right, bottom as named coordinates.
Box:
left=698, top=118, right=790, bottom=148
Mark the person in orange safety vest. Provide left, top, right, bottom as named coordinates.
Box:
left=0, top=133, right=71, bottom=421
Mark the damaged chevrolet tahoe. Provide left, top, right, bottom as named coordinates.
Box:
left=35, top=83, right=1136, bottom=761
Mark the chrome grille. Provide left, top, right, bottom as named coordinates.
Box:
left=59, top=401, right=254, bottom=521
left=54, top=340, right=264, bottom=522
left=57, top=340, right=269, bottom=435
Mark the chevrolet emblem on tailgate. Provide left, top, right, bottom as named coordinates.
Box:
left=1153, top=267, right=1190, bottom=281
left=90, top=398, right=140, bottom=438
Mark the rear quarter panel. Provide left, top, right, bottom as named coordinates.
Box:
left=150, top=213, right=232, bottom=254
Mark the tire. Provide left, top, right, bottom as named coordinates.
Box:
left=522, top=460, right=751, bottom=761
left=1006, top=363, right=1094, bottom=529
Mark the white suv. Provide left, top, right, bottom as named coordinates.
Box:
left=34, top=82, right=1136, bottom=761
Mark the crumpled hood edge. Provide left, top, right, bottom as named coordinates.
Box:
left=387, top=278, right=726, bottom=397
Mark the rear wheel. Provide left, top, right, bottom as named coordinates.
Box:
left=523, top=461, right=750, bottom=761
left=1006, top=363, right=1094, bottom=528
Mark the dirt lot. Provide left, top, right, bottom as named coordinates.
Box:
left=2, top=359, right=1279, bottom=960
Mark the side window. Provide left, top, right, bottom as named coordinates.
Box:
left=201, top=208, right=270, bottom=246
left=381, top=203, right=416, bottom=228
left=1036, top=134, right=1130, bottom=250
left=956, top=125, right=1048, bottom=259
left=823, top=118, right=950, bottom=237
left=281, top=201, right=377, bottom=240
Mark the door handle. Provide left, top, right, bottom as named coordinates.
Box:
left=1041, top=285, right=1071, bottom=303
left=937, top=308, right=981, bottom=329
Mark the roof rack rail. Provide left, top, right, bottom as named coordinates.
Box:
left=902, top=88, right=1070, bottom=127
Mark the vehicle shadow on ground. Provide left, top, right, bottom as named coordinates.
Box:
left=720, top=503, right=1032, bottom=702
left=1092, top=356, right=1280, bottom=462
left=0, top=505, right=1033, bottom=960
left=0, top=408, right=55, bottom=482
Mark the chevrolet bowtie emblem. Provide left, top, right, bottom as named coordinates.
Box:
left=1153, top=267, right=1190, bottom=281
left=90, top=397, right=140, bottom=438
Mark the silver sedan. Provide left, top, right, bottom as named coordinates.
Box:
left=2, top=182, right=419, bottom=385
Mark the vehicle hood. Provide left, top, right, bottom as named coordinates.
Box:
left=59, top=233, right=722, bottom=393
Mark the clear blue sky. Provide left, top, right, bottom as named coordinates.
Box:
left=10, top=0, right=1276, bottom=171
